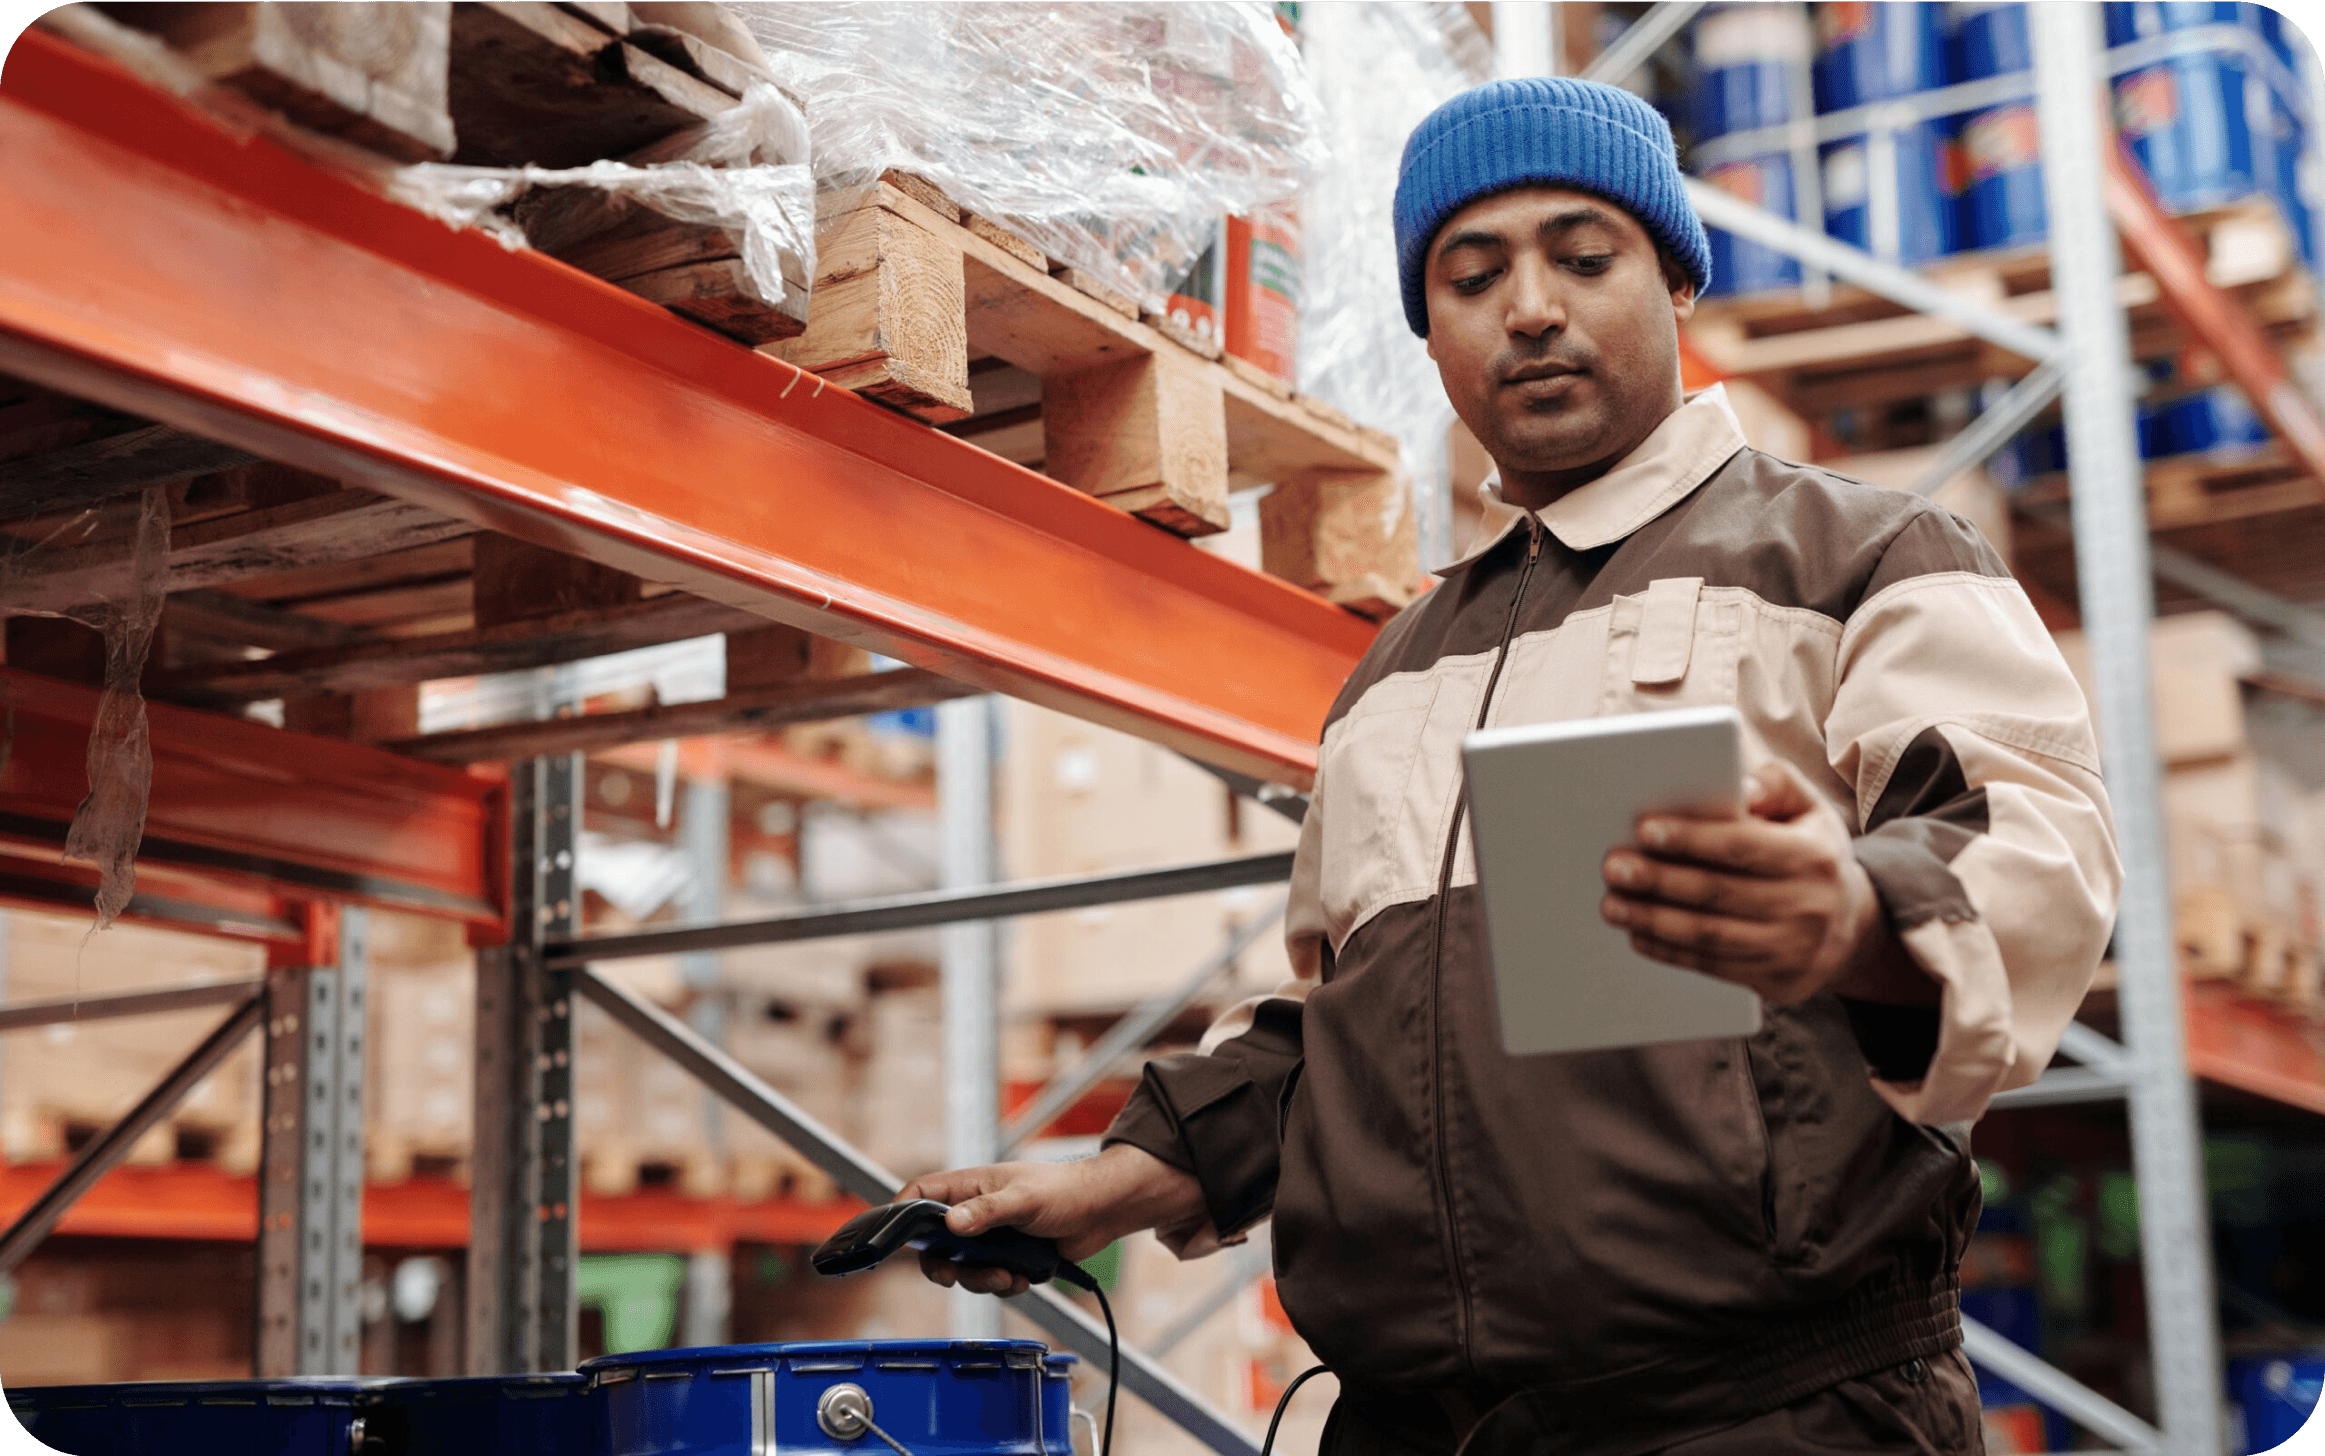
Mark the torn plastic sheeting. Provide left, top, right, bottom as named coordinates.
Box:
left=386, top=81, right=816, bottom=316
left=1297, top=2, right=1490, bottom=571
left=729, top=1, right=1326, bottom=313
left=0, top=487, right=171, bottom=932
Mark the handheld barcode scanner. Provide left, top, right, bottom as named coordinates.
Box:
left=810, top=1198, right=1091, bottom=1289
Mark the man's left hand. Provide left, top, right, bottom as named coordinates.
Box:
left=1600, top=759, right=1918, bottom=1005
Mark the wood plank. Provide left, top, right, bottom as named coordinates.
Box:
left=1262, top=468, right=1421, bottom=622
left=1043, top=352, right=1229, bottom=536
left=387, top=667, right=976, bottom=761
left=0, top=424, right=256, bottom=521
left=1, top=490, right=476, bottom=613
left=214, top=536, right=473, bottom=607
left=623, top=259, right=807, bottom=343
left=446, top=0, right=723, bottom=167
left=472, top=531, right=639, bottom=626
left=765, top=201, right=972, bottom=420
left=148, top=591, right=764, bottom=702
left=114, top=2, right=455, bottom=162
left=163, top=589, right=375, bottom=652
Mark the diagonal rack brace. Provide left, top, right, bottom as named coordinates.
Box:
left=574, top=966, right=1262, bottom=1456
left=0, top=992, right=266, bottom=1272
left=549, top=852, right=1296, bottom=967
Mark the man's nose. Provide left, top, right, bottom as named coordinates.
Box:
left=1503, top=256, right=1566, bottom=339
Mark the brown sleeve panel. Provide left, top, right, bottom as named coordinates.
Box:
left=1847, top=726, right=1991, bottom=1083
left=1100, top=996, right=1305, bottom=1237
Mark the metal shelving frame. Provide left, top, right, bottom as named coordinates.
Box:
left=0, top=6, right=2318, bottom=1454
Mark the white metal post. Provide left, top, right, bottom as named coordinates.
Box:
left=938, top=695, right=1001, bottom=1340
left=2030, top=7, right=2225, bottom=1453
left=680, top=774, right=730, bottom=1162
left=1492, top=1, right=1556, bottom=79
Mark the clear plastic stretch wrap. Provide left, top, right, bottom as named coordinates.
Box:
left=728, top=1, right=1326, bottom=312
left=0, top=488, right=172, bottom=932
left=1297, top=2, right=1490, bottom=570
left=386, top=81, right=817, bottom=316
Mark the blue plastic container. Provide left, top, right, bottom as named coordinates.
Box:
left=2106, top=1, right=2257, bottom=48
left=2229, top=1352, right=2325, bottom=1453
left=1946, top=1, right=2031, bottom=80
left=1041, top=1354, right=1079, bottom=1447
left=2267, top=88, right=2316, bottom=265
left=1693, top=3, right=1814, bottom=296
left=364, top=1372, right=600, bottom=1456
left=5, top=1379, right=377, bottom=1455
left=584, top=1340, right=1075, bottom=1455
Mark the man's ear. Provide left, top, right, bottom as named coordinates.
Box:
left=1658, top=250, right=1699, bottom=322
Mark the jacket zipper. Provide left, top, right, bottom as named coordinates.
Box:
left=1430, top=512, right=1544, bottom=1378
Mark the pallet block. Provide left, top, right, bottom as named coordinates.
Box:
left=105, top=1, right=457, bottom=162
left=766, top=180, right=1417, bottom=609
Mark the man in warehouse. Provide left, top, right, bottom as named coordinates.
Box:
left=904, top=77, right=2119, bottom=1454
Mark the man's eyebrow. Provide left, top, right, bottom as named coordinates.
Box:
left=1434, top=228, right=1506, bottom=261
left=1539, top=205, right=1621, bottom=237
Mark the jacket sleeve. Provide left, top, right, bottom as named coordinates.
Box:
left=1100, top=783, right=1326, bottom=1240
left=1823, top=508, right=2122, bottom=1125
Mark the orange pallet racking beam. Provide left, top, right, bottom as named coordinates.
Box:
left=0, top=29, right=1374, bottom=788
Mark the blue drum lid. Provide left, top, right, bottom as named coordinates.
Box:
left=7, top=1379, right=378, bottom=1456
left=363, top=1372, right=598, bottom=1456
left=585, top=1340, right=1069, bottom=1455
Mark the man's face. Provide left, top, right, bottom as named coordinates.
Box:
left=1424, top=186, right=1697, bottom=488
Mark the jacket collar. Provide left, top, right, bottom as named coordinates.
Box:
left=1435, top=385, right=1750, bottom=576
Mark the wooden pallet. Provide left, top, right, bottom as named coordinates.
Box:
left=1691, top=199, right=2318, bottom=418
left=2179, top=884, right=2323, bottom=1013
left=764, top=177, right=1421, bottom=615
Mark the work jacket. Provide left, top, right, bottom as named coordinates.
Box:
left=1105, top=387, right=2122, bottom=1450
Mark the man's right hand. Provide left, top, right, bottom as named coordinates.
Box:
left=899, top=1143, right=1209, bottom=1297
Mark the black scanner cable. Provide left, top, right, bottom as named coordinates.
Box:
left=1048, top=1258, right=1118, bottom=1456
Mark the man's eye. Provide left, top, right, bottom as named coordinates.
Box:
left=1451, top=271, right=1499, bottom=294
left=1568, top=254, right=1614, bottom=274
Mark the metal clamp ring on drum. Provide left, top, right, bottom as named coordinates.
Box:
left=816, top=1383, right=916, bottom=1456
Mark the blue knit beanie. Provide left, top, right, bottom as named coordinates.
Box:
left=1394, top=77, right=1712, bottom=336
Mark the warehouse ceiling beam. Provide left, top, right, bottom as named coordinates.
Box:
left=0, top=669, right=504, bottom=925
left=1576, top=2, right=1706, bottom=86
left=575, top=963, right=1263, bottom=1456
left=0, top=990, right=264, bottom=1274
left=548, top=851, right=1295, bottom=967
left=1683, top=180, right=2062, bottom=363
left=0, top=32, right=1373, bottom=786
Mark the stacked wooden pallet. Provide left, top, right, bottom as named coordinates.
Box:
left=45, top=1, right=1422, bottom=620
left=2055, top=611, right=2325, bottom=1013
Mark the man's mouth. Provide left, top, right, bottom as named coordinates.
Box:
left=1502, top=363, right=1584, bottom=386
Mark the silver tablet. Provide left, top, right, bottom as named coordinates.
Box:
left=1462, top=705, right=1764, bottom=1056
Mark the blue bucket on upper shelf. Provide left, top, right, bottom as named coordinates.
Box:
left=1946, top=1, right=2031, bottom=80
left=2115, top=52, right=2268, bottom=214
left=583, top=1340, right=1075, bottom=1455
left=1813, top=2, right=1968, bottom=265
left=4, top=1379, right=379, bottom=1456
left=2228, top=1352, right=2325, bottom=1453
left=2142, top=385, right=2272, bottom=457
left=363, top=1372, right=600, bottom=1456
left=1961, top=101, right=2048, bottom=248
left=2266, top=87, right=2316, bottom=265
left=1692, top=2, right=1814, bottom=295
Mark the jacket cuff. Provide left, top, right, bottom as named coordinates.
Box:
left=1836, top=997, right=1942, bottom=1084
left=1845, top=834, right=1969, bottom=1083
left=1100, top=1054, right=1281, bottom=1237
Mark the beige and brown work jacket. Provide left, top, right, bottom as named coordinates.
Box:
left=1106, top=386, right=2122, bottom=1449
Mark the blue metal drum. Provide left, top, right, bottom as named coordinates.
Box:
left=1040, top=1353, right=1078, bottom=1445
left=1813, top=2, right=1948, bottom=110
left=2228, top=1352, right=2325, bottom=1453
left=1960, top=100, right=2047, bottom=248
left=1944, top=1, right=2031, bottom=80
left=584, top=1340, right=1075, bottom=1455
left=2115, top=53, right=2266, bottom=214
left=364, top=1372, right=600, bottom=1456
left=2267, top=88, right=2316, bottom=265
left=1808, top=2, right=1965, bottom=265
left=2105, top=1, right=2256, bottom=48
left=1692, top=3, right=1814, bottom=296
left=1821, top=118, right=1967, bottom=264
left=4, top=1379, right=377, bottom=1456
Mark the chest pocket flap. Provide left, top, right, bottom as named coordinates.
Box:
left=1629, top=576, right=1703, bottom=685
